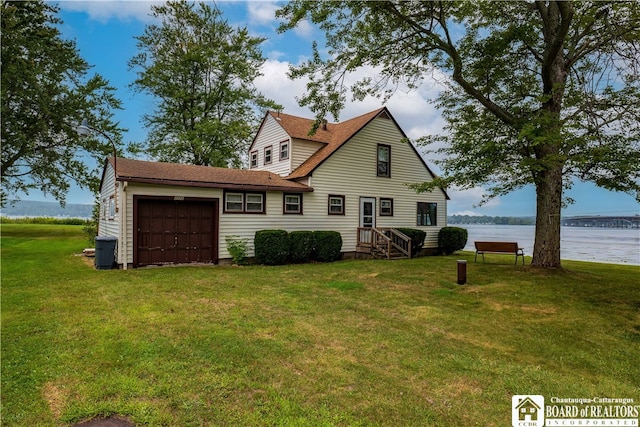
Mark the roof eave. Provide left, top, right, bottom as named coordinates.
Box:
left=117, top=176, right=313, bottom=193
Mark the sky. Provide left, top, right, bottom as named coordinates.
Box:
left=20, top=0, right=640, bottom=218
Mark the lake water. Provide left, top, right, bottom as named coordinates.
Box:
left=460, top=224, right=640, bottom=265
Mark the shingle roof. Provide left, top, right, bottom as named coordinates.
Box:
left=108, top=157, right=313, bottom=192
left=270, top=107, right=450, bottom=200
left=272, top=108, right=385, bottom=179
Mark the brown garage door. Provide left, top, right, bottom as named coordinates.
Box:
left=135, top=197, right=218, bottom=267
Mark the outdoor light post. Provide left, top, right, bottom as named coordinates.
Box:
left=76, top=118, right=118, bottom=212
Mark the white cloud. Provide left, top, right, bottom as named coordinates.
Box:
left=246, top=1, right=279, bottom=26
left=58, top=1, right=161, bottom=23
left=266, top=50, right=286, bottom=61
left=255, top=59, right=314, bottom=117
left=256, top=59, right=449, bottom=139
left=292, top=19, right=315, bottom=39
left=449, top=186, right=502, bottom=209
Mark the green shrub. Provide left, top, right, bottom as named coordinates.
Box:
left=396, top=228, right=427, bottom=257
left=313, top=231, right=342, bottom=262
left=83, top=223, right=97, bottom=245
left=0, top=216, right=90, bottom=225
left=289, top=231, right=316, bottom=263
left=226, top=235, right=249, bottom=265
left=438, top=227, right=468, bottom=255
left=254, top=230, right=290, bottom=265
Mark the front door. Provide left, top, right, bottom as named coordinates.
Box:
left=360, top=197, right=376, bottom=228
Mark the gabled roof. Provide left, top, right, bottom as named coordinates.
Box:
left=262, top=107, right=449, bottom=200
left=515, top=397, right=541, bottom=410
left=282, top=108, right=386, bottom=179
left=105, top=157, right=313, bottom=193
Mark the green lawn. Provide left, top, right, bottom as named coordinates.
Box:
left=2, top=224, right=639, bottom=426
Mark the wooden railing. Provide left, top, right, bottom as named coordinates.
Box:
left=357, top=227, right=412, bottom=259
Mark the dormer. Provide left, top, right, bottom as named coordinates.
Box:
left=248, top=108, right=387, bottom=178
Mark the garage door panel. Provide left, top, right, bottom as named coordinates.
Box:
left=135, top=198, right=218, bottom=267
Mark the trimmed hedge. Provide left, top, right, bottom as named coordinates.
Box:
left=289, top=231, right=316, bottom=263
left=438, top=226, right=468, bottom=255
left=313, top=231, right=343, bottom=262
left=254, top=230, right=342, bottom=265
left=254, top=230, right=290, bottom=265
left=396, top=228, right=426, bottom=258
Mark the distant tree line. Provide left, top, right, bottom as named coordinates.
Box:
left=1, top=200, right=93, bottom=218
left=447, top=215, right=535, bottom=225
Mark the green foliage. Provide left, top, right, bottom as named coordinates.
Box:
left=438, top=227, right=469, bottom=255
left=313, top=231, right=342, bottom=262
left=225, top=235, right=250, bottom=265
left=0, top=216, right=90, bottom=225
left=82, top=199, right=100, bottom=244
left=448, top=215, right=535, bottom=225
left=1, top=0, right=123, bottom=205
left=129, top=1, right=281, bottom=167
left=289, top=231, right=316, bottom=263
left=277, top=1, right=640, bottom=267
left=254, top=230, right=290, bottom=265
left=396, top=228, right=426, bottom=257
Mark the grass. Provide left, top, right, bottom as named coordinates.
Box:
left=2, top=224, right=639, bottom=426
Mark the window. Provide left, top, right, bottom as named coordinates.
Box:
left=417, top=202, right=437, bottom=226
left=280, top=141, right=289, bottom=161
left=250, top=151, right=258, bottom=168
left=380, top=198, right=393, bottom=216
left=108, top=195, right=116, bottom=219
left=377, top=144, right=391, bottom=177
left=245, top=194, right=264, bottom=212
left=264, top=146, right=273, bottom=165
left=225, top=193, right=244, bottom=212
left=283, top=193, right=302, bottom=214
left=224, top=191, right=265, bottom=214
left=101, top=197, right=108, bottom=219
left=328, top=195, right=345, bottom=215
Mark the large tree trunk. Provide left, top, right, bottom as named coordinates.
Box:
left=530, top=1, right=572, bottom=268
left=532, top=161, right=563, bottom=267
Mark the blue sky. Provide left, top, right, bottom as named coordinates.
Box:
left=22, top=1, right=639, bottom=218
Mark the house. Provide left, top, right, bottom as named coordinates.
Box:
left=97, top=107, right=449, bottom=268
left=515, top=397, right=541, bottom=421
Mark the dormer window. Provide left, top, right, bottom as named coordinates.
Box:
left=264, top=146, right=273, bottom=165
left=280, top=141, right=289, bottom=161
left=377, top=144, right=391, bottom=177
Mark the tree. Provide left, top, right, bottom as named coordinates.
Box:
left=129, top=1, right=281, bottom=168
left=277, top=1, right=640, bottom=268
left=1, top=0, right=123, bottom=206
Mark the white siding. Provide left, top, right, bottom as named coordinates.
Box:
left=121, top=184, right=331, bottom=264
left=122, top=184, right=223, bottom=265
left=301, top=116, right=447, bottom=251
left=98, top=163, right=127, bottom=265
left=291, top=138, right=324, bottom=170
left=98, top=163, right=119, bottom=239
left=250, top=115, right=291, bottom=176
left=117, top=115, right=447, bottom=266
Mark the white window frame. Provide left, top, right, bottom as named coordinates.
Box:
left=284, top=193, right=302, bottom=214
left=225, top=193, right=244, bottom=212
left=245, top=193, right=264, bottom=213
left=328, top=195, right=345, bottom=215
left=264, top=146, right=273, bottom=165
left=380, top=198, right=393, bottom=216
left=279, top=141, right=289, bottom=161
